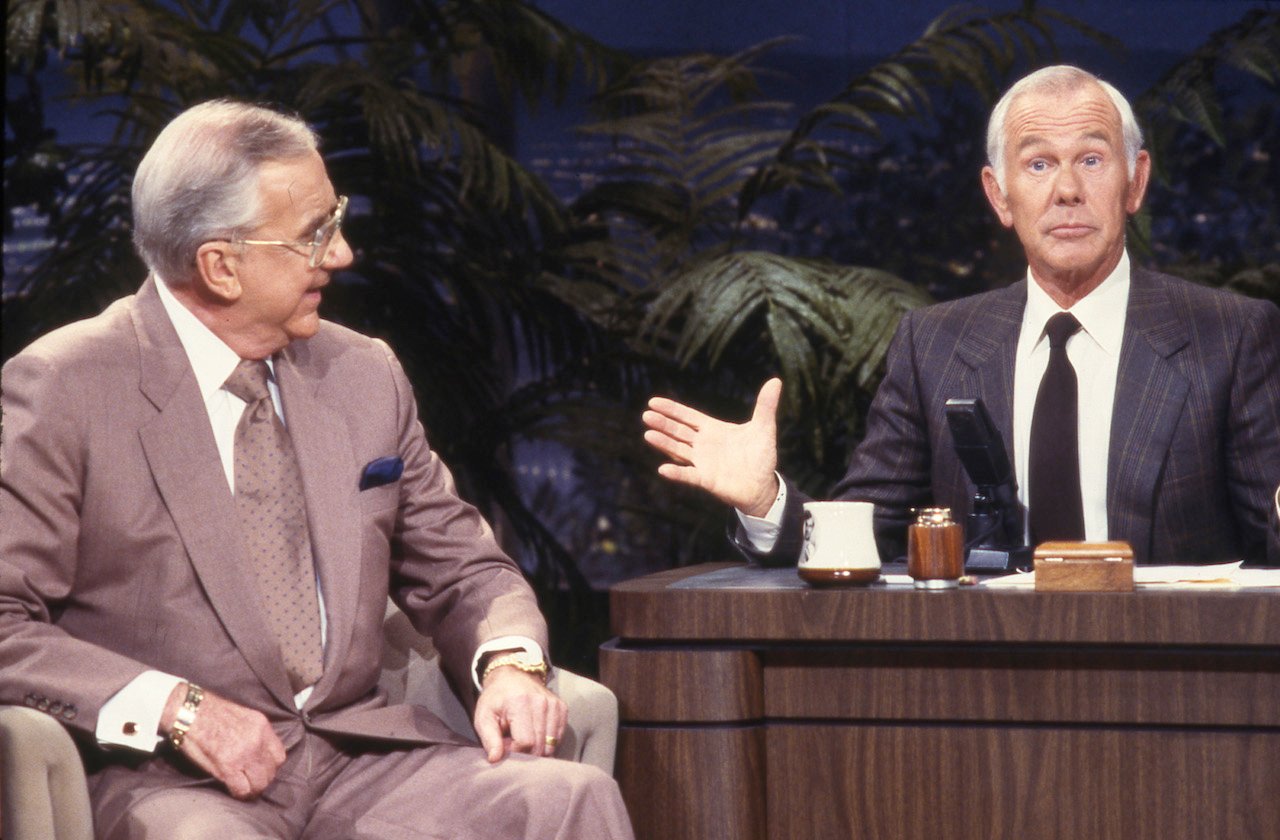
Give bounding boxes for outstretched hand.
[642,378,782,517]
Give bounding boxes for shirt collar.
[153,274,269,400]
[1024,251,1130,356]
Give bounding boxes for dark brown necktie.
[224,359,323,692]
[1029,312,1085,544]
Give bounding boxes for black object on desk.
[944,397,1033,573]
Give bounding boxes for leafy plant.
[3,0,627,625]
[8,2,1277,673]
[548,7,1104,502]
[1129,9,1280,304]
[744,3,1120,211]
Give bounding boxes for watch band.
[481,652,549,684]
[168,682,204,750]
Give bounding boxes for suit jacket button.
[49,701,64,714]
[36,698,50,711]
[24,693,38,707]
[63,706,77,720]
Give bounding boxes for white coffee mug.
[798,501,881,585]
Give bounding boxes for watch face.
[516,655,548,674]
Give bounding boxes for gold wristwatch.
[168,682,204,750]
[481,650,549,684]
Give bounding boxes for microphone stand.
[964,483,1033,573]
[943,397,1032,574]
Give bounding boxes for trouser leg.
[304,741,635,840]
[92,732,634,840]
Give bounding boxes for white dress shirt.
[98,276,539,750]
[739,254,1132,550]
[1013,255,1128,542]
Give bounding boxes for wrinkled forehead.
[1002,83,1124,151]
[255,152,337,230]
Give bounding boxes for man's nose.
[322,230,355,270]
[1053,166,1084,205]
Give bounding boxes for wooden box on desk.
[1034,541,1135,592]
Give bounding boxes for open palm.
[642,378,782,516]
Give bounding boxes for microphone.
[944,398,1032,573]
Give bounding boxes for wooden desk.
[600,562,1280,840]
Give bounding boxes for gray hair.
[986,65,1143,193]
[131,99,319,285]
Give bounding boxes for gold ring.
[545,735,559,748]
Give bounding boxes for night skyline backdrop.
[534,0,1268,85]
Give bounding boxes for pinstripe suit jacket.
[743,269,1280,566]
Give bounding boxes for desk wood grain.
[767,724,1280,840]
[604,563,1280,840]
[611,563,1280,646]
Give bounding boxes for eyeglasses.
[233,195,348,268]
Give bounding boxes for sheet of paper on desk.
[979,562,1280,588]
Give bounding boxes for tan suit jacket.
[0,277,545,758]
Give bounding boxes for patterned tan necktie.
[224,359,323,692]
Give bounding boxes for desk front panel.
[767,723,1279,840]
[763,646,1280,727]
[603,564,1280,840]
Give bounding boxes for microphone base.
[965,545,1034,574]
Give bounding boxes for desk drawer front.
[763,647,1280,727]
[767,723,1280,840]
[600,642,762,722]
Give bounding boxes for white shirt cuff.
[736,472,787,552]
[96,670,184,752]
[471,636,546,691]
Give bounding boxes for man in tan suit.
[0,100,633,839]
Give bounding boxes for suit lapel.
[132,279,295,706]
[954,282,1026,448]
[274,343,362,708]
[1108,270,1190,554]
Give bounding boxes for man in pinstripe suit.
[642,65,1280,567]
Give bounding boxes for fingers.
[643,429,693,466]
[656,462,700,486]
[473,706,507,764]
[177,691,285,799]
[502,686,563,757]
[475,670,567,761]
[752,378,783,428]
[642,408,697,447]
[505,693,546,757]
[223,774,252,800]
[646,396,709,430]
[548,695,568,755]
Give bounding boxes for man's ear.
[1126,150,1152,215]
[981,166,1014,228]
[194,241,243,303]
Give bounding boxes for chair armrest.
[546,667,619,775]
[380,601,619,775]
[0,705,94,840]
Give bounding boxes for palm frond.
[742,3,1115,211]
[570,41,820,287]
[641,252,931,411]
[1135,10,1280,166]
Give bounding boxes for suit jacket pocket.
[359,483,400,514]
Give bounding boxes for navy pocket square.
[360,456,404,490]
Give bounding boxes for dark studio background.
[6,0,1279,673]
